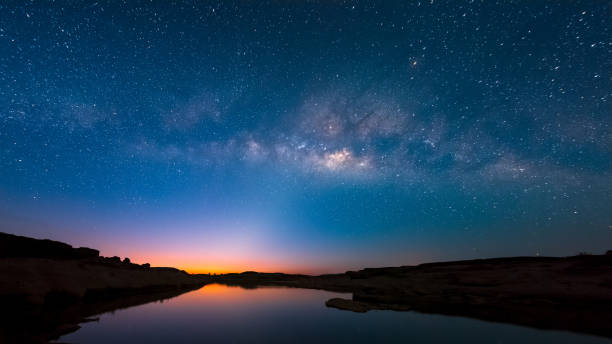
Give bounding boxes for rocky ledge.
[0,232,209,342]
[0,232,207,304]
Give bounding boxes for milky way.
[0,1,610,273]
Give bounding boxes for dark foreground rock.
[0,232,100,260]
[325,298,374,312]
[0,232,209,343]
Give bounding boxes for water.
[58,284,609,344]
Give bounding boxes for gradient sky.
[0,1,610,274]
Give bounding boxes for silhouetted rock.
[75,247,99,259]
[325,298,372,312]
[0,232,209,305]
[0,232,98,260]
[108,256,121,263]
[0,232,214,343]
[154,267,188,274]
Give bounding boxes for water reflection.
[58,284,608,344]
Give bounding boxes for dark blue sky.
[1,1,610,273]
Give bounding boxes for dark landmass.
[2,232,612,341]
[2,284,203,343]
[0,232,209,343]
[209,254,612,338]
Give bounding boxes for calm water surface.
[58,284,608,343]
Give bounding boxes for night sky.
[1,1,610,273]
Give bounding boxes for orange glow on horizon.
[95,238,423,275]
[180,263,322,275]
[108,250,336,275]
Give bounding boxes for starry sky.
[1,1,610,273]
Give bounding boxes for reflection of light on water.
[173,283,344,307]
[59,284,610,344]
[198,283,237,293]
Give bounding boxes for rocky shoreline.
[208,254,612,338]
[2,284,204,343]
[0,232,209,342]
[2,232,611,341]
